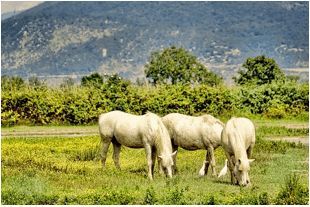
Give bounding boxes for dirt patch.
[283,124,309,129]
[1,129,98,137]
[266,136,309,146]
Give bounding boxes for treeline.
[1,75,308,126]
[1,48,309,126]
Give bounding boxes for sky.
[1,1,43,14]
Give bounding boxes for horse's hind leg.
[208,146,217,176]
[204,146,216,176]
[199,150,209,176]
[100,140,111,168]
[112,141,121,170]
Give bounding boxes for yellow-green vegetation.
[2,122,309,205]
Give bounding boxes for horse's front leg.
[172,144,178,174]
[247,143,254,159]
[225,152,236,185]
[151,147,156,176]
[158,158,164,175]
[144,144,154,180]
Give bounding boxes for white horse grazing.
[98,111,176,180]
[162,113,224,176]
[220,117,255,186]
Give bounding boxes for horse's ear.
[248,159,255,163]
[171,151,177,157]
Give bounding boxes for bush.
[275,174,309,205]
[1,77,308,126]
[229,192,270,205]
[144,187,157,204]
[164,186,186,205]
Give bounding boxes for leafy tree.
[81,73,103,87]
[233,55,286,85]
[144,46,222,86]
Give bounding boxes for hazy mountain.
[1,11,21,20]
[1,1,309,84]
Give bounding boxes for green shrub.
[144,186,157,204]
[255,138,304,154]
[73,145,100,161]
[263,100,288,119]
[1,76,308,126]
[229,192,270,205]
[275,174,309,205]
[164,186,186,205]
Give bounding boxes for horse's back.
[221,117,255,153]
[99,111,166,148]
[162,113,201,137]
[162,113,222,149]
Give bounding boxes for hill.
[1,1,309,84]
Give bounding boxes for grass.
[1,122,309,205]
[257,126,308,137]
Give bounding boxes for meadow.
[1,119,309,205]
[1,75,309,204]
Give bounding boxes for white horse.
[98,111,176,180]
[220,117,255,186]
[162,113,224,176]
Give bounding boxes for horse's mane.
[144,112,172,154]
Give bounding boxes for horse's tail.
[98,112,115,142]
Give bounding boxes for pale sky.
[1,1,43,14]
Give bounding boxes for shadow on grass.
[213,179,233,185]
[129,167,147,175]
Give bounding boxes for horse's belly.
[121,140,144,148]
[114,131,144,148]
[114,134,144,148]
[175,137,204,150]
[180,143,204,150]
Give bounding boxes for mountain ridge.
[1,1,309,84]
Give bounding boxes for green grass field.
[1,119,309,204]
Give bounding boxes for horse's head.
[158,151,177,178]
[233,158,254,186]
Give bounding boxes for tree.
[81,73,103,87]
[144,46,222,86]
[233,55,286,85]
[103,73,131,90]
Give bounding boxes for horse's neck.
[231,132,248,160]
